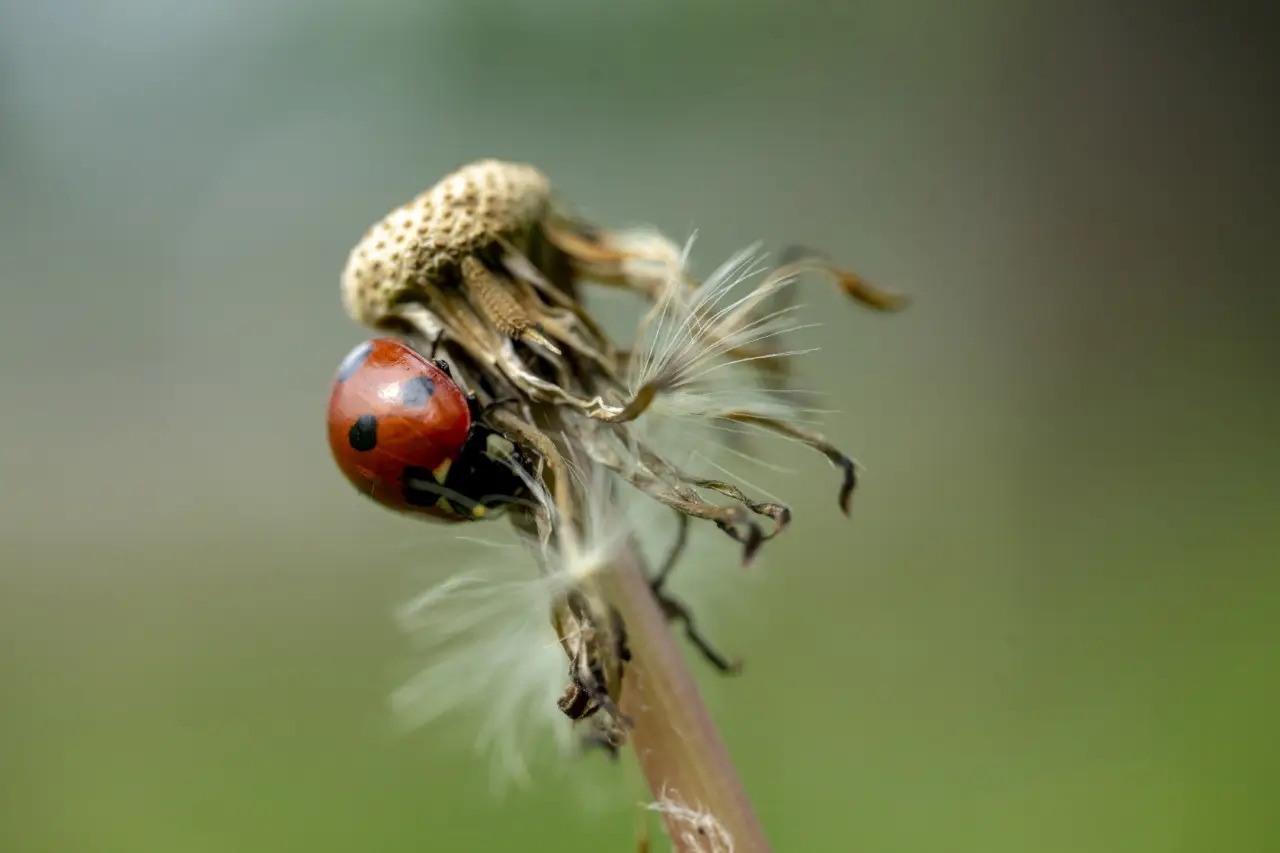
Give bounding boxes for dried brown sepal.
[628,442,791,542]
[489,341,661,425]
[778,245,910,312]
[551,586,634,749]
[406,280,506,370]
[497,239,619,356]
[578,430,768,565]
[686,478,791,537]
[541,214,643,266]
[460,256,561,354]
[721,411,859,515]
[500,270,616,373]
[543,213,692,302]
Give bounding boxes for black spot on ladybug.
[348,414,378,451]
[336,341,374,382]
[399,375,436,408]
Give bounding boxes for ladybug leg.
[650,513,744,676]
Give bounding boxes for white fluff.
[388,454,646,790]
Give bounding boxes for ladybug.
[326,337,530,522]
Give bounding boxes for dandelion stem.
[600,547,772,853]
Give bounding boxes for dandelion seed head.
[622,240,833,489]
[335,160,901,827]
[628,241,814,415]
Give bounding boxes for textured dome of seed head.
[341,159,552,327]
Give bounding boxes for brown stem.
[600,548,772,853]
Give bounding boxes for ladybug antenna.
[428,329,447,359]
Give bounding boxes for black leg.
[657,593,743,675]
[649,512,744,675]
[650,512,689,592]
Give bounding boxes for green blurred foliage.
[1,2,1276,851]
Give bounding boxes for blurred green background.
[2,2,1276,851]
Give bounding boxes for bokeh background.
[2,2,1276,851]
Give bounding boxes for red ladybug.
[327,338,529,521]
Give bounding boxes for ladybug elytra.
[326,338,529,521]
